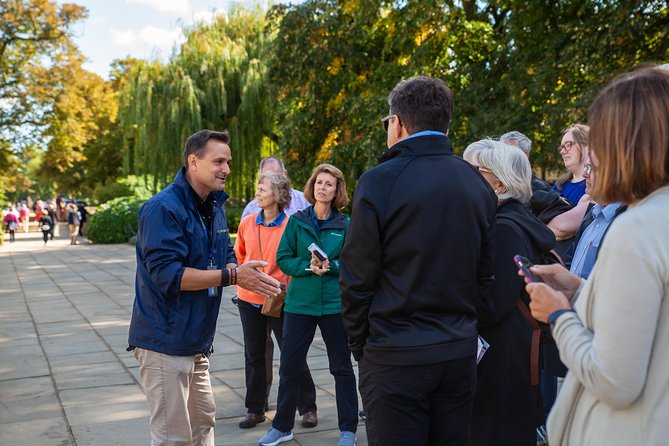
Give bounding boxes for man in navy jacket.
[340,76,497,446]
[128,129,281,446]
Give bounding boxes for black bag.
[530,190,573,224]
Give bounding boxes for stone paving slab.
[0,230,368,446]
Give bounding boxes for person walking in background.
[339,76,496,446]
[19,203,29,232]
[463,140,555,446]
[240,156,312,414]
[66,204,81,245]
[259,164,358,446]
[4,206,19,242]
[77,203,88,237]
[47,203,56,240]
[128,129,282,446]
[39,212,53,246]
[524,67,669,445]
[235,172,317,430]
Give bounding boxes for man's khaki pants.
[134,348,216,446]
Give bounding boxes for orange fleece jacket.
[234,213,291,305]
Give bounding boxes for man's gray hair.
[500,131,532,156]
[259,157,286,174]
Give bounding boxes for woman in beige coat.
[523,67,669,445]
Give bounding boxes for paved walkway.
[0,230,367,446]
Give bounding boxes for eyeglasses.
[583,163,597,176]
[477,166,494,174]
[381,114,400,132]
[557,141,577,153]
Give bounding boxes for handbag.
[256,224,286,318]
[42,223,51,231]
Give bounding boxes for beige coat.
[548,186,669,445]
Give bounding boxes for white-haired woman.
[464,140,556,446]
[235,172,317,430]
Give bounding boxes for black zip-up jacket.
[339,134,497,365]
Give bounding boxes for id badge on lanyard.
[207,258,218,297]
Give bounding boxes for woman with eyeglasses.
[523,67,669,445]
[464,140,556,446]
[553,125,588,206]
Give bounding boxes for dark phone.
[308,243,328,262]
[513,255,542,283]
[279,283,287,292]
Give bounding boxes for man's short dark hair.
[388,76,454,134]
[183,129,230,169]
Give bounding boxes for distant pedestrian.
[19,204,29,232]
[66,204,81,245]
[39,213,53,245]
[4,207,19,243]
[47,204,57,240]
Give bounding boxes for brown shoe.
[238,413,266,429]
[301,411,318,428]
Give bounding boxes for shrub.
[225,204,245,234]
[87,196,146,244]
[93,175,154,205]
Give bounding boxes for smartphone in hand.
[513,255,542,283]
[308,243,328,262]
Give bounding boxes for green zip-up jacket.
[277,207,349,316]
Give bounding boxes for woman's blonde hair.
[257,172,292,212]
[589,68,669,204]
[304,163,349,210]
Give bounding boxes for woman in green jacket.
[259,164,358,446]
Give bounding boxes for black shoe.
[359,410,366,421]
[239,413,266,429]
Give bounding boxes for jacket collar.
[293,206,348,231]
[173,167,229,208]
[378,133,454,164]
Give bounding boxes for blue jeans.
[273,312,358,433]
[237,300,316,415]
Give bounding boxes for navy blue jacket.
[340,134,497,366]
[128,168,236,356]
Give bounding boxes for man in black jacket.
[339,76,497,446]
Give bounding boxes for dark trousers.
[238,300,316,415]
[42,230,49,244]
[273,312,358,433]
[359,355,476,446]
[9,229,15,242]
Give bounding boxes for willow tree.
[118,5,275,200]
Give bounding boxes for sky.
[56,0,280,79]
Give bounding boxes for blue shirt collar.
[401,130,447,142]
[592,202,623,222]
[255,209,287,227]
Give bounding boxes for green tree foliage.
[118,6,275,200]
[0,0,87,201]
[268,0,669,187]
[37,47,119,194]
